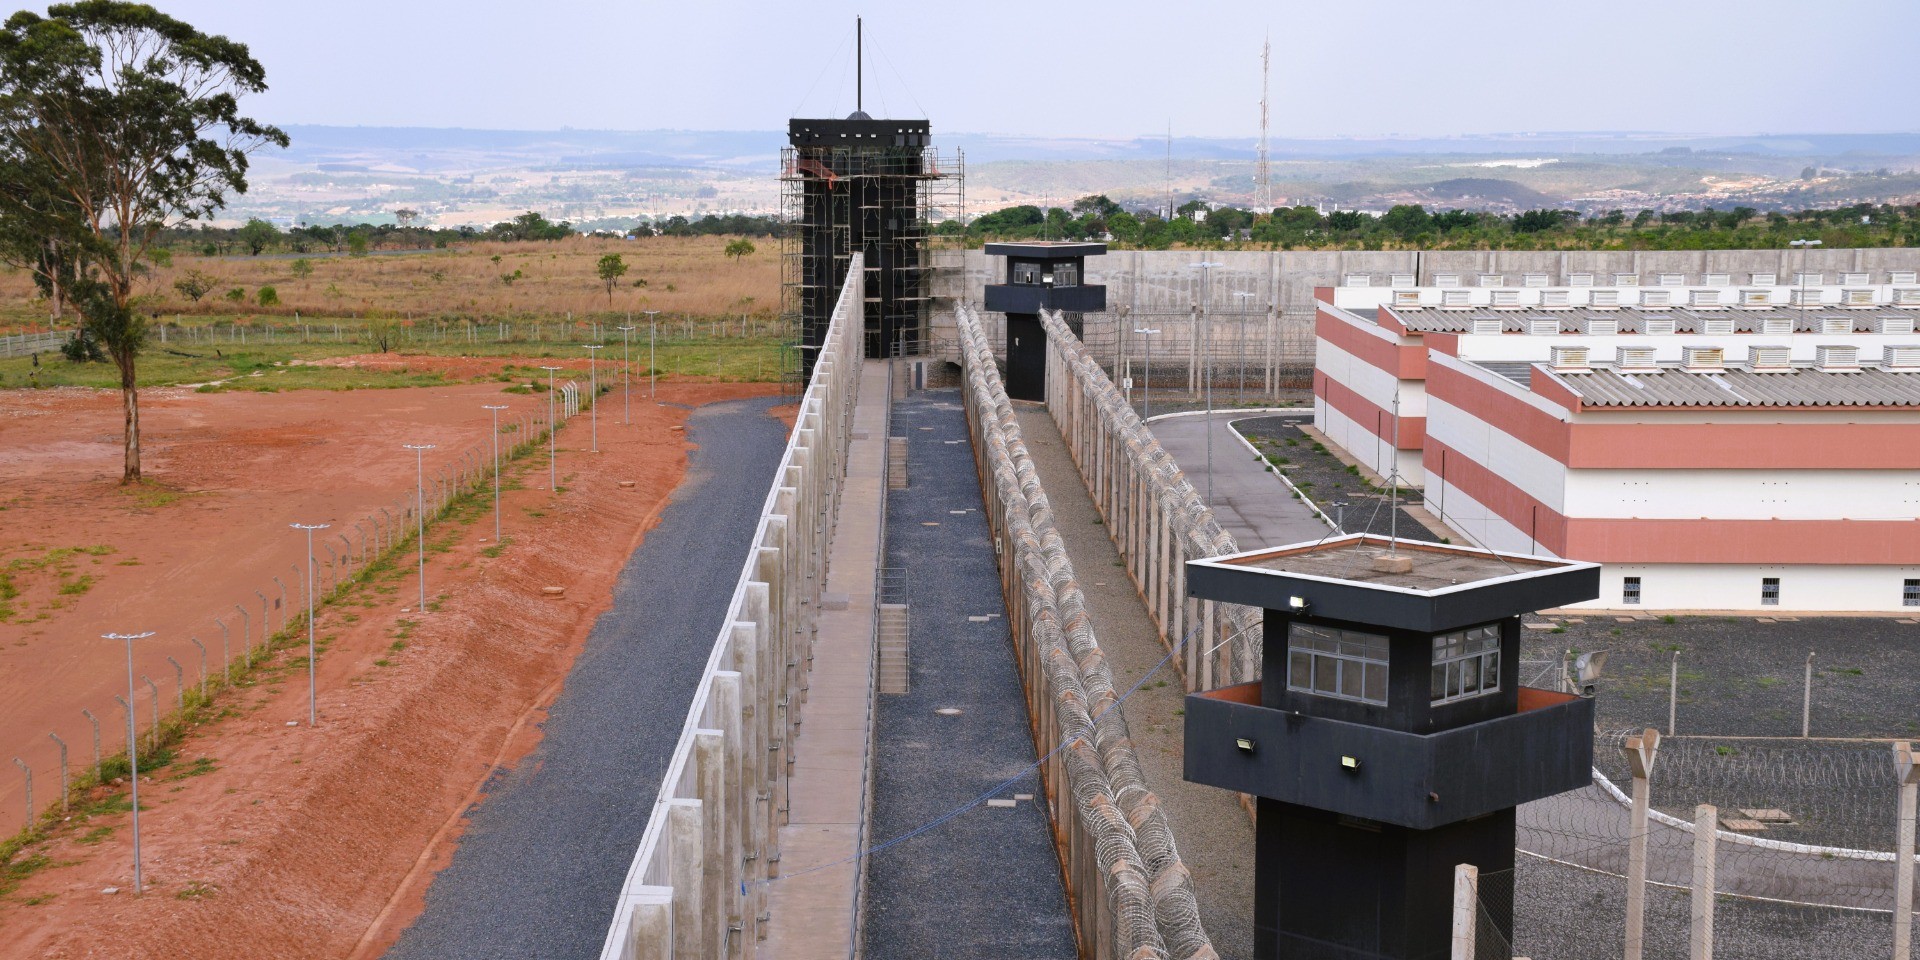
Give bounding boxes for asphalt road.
[385,395,788,960]
[1145,410,1330,550]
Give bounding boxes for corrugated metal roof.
[1524,362,1920,407]
[1388,305,1914,335]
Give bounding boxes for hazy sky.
[112,0,1920,139]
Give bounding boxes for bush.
[256,286,279,307]
[223,287,246,302]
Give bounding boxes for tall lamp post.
[617,324,637,425]
[1233,290,1258,404]
[583,344,603,452]
[289,523,329,725]
[483,404,508,542]
[540,366,562,490]
[103,630,155,893]
[1191,261,1225,503]
[1790,238,1822,329]
[402,444,435,612]
[643,310,660,399]
[1134,327,1160,420]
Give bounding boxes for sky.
[106,0,1920,140]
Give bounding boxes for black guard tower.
[982,241,1106,401]
[1182,535,1600,960]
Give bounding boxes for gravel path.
[1017,404,1258,960]
[385,396,788,960]
[863,390,1075,959]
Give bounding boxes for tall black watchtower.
[1182,535,1600,960]
[781,21,958,379]
[982,241,1106,401]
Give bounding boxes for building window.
[1053,263,1079,287]
[1012,262,1041,285]
[1287,623,1389,706]
[1905,579,1919,607]
[1762,577,1781,606]
[1431,624,1501,704]
[1623,576,1642,605]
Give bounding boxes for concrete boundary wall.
[956,302,1217,960]
[1039,309,1264,696]
[596,256,865,960]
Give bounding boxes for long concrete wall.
[596,256,865,960]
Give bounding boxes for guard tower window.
[1622,576,1642,605]
[1287,623,1388,706]
[1905,579,1920,607]
[1761,577,1781,606]
[1430,623,1501,704]
[1052,263,1079,287]
[1011,262,1042,285]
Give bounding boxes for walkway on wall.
[1145,410,1329,550]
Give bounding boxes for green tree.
[347,230,369,256]
[172,269,214,301]
[0,2,285,481]
[723,238,756,262]
[256,285,277,306]
[238,217,277,256]
[289,257,313,281]
[595,252,628,305]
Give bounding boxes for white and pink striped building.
[1313,271,1920,612]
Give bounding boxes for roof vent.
[1702,316,1735,335]
[1657,273,1686,286]
[1392,290,1422,309]
[1614,273,1641,286]
[1690,289,1724,308]
[1644,317,1677,335]
[1843,287,1875,307]
[1704,272,1730,286]
[1894,288,1920,307]
[1791,288,1824,306]
[1748,345,1792,372]
[1751,272,1777,286]
[1739,288,1771,308]
[1589,289,1620,309]
[1841,271,1869,285]
[1530,318,1561,336]
[1816,343,1861,372]
[1523,273,1549,287]
[1433,273,1461,288]
[1441,289,1473,309]
[1617,346,1658,370]
[1885,345,1920,370]
[1822,316,1853,335]
[1568,272,1594,287]
[1762,315,1793,336]
[1490,289,1521,308]
[1344,273,1371,287]
[1641,290,1673,309]
[1471,317,1504,335]
[1390,273,1415,288]
[1793,271,1822,286]
[1540,289,1571,308]
[1877,315,1916,335]
[1479,274,1505,287]
[1892,271,1918,285]
[1681,346,1725,371]
[1550,345,1590,371]
[1583,317,1618,336]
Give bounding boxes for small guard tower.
[1182,535,1599,960]
[982,241,1106,401]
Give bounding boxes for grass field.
[0,235,779,335]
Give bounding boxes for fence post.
[48,733,67,812]
[166,655,185,710]
[1624,727,1661,960]
[1896,741,1918,960]
[668,798,706,959]
[1802,651,1815,738]
[81,708,100,778]
[1669,650,1679,735]
[189,637,207,696]
[1450,862,1478,960]
[143,675,161,747]
[12,758,29,830]
[1691,803,1716,960]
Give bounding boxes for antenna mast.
[856,16,863,114]
[1165,121,1173,220]
[1257,34,1272,211]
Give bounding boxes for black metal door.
[1005,314,1045,401]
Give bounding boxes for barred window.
[1623,576,1642,605]
[1431,623,1501,704]
[1287,623,1389,706]
[1762,577,1780,606]
[1905,579,1920,607]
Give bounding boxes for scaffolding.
[781,143,963,380]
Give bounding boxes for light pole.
[483,404,508,542]
[1790,238,1822,329]
[617,324,636,425]
[403,444,435,612]
[583,344,603,452]
[1191,261,1225,503]
[644,310,660,399]
[103,630,155,894]
[1233,291,1258,405]
[540,366,562,490]
[1134,328,1160,420]
[289,523,329,726]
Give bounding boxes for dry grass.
[0,235,779,334]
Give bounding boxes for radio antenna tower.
[1257,33,1273,212]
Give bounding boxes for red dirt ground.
[0,379,782,958]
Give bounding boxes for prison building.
[1311,274,1920,611]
